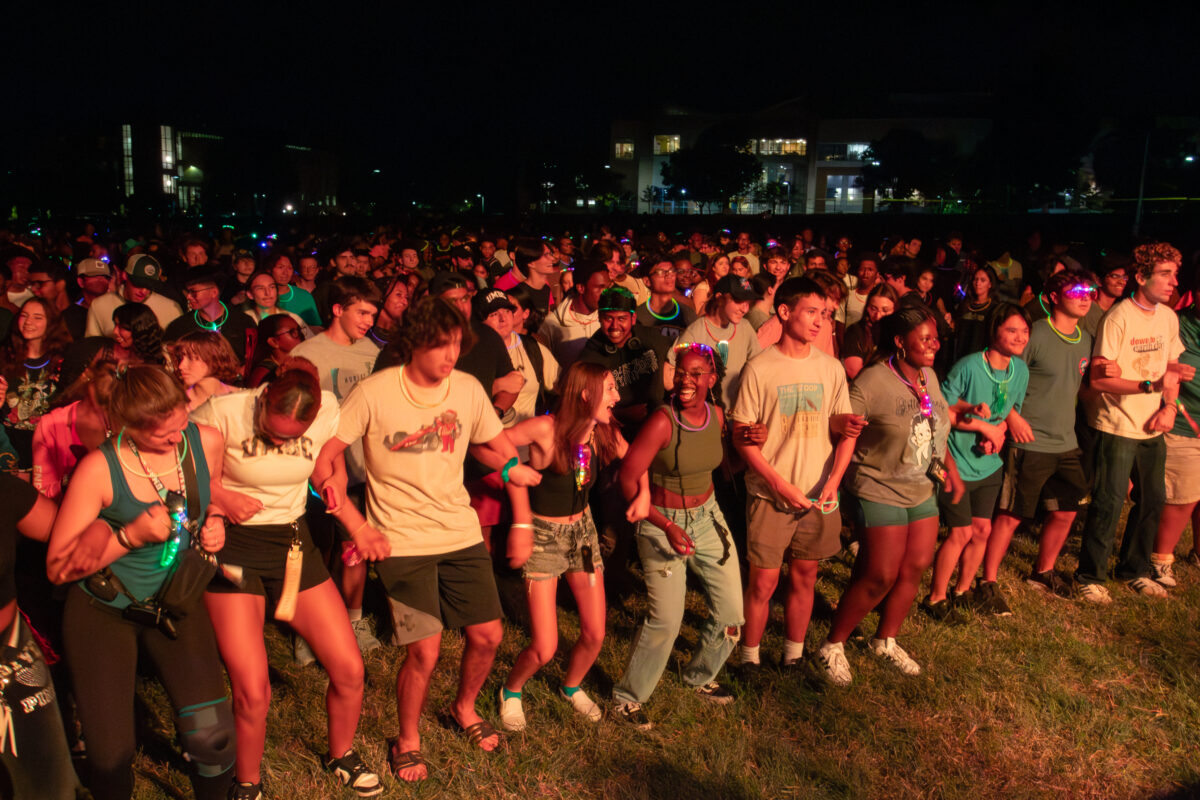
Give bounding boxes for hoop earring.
[898,344,907,360]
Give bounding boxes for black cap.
[472,289,515,320]
[714,274,760,302]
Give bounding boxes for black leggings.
[62,586,235,800]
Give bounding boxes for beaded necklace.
[126,436,189,567]
[887,356,935,421]
[574,430,595,490]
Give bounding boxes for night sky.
[12,3,1200,208]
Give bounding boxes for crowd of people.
[0,220,1196,799]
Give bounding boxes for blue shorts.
[853,494,939,528]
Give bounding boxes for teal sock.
[560,685,581,697]
[502,687,522,700]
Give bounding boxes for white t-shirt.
[336,367,504,556]
[1088,298,1184,440]
[842,279,866,326]
[291,334,380,481]
[192,387,340,524]
[731,346,851,501]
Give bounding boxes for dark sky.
[13,3,1200,205]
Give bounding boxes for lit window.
[614,141,634,160]
[757,138,807,156]
[653,135,680,155]
[160,125,175,170]
[121,124,134,197]
[846,143,870,160]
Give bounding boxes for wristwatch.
[1139,380,1153,394]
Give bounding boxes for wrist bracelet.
[352,521,370,537]
[501,457,519,483]
[114,526,136,549]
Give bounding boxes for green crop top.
[649,403,723,496]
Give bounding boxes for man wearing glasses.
[636,252,695,341]
[165,263,257,365]
[982,269,1098,601]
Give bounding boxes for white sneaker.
[815,640,853,687]
[1150,559,1177,588]
[352,617,382,653]
[1127,576,1168,598]
[498,687,526,732]
[869,637,922,676]
[559,687,602,723]
[1077,583,1113,605]
[294,634,316,667]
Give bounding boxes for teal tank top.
[86,422,211,608]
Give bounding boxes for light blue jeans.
[613,495,744,705]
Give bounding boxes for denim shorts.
[523,508,604,580]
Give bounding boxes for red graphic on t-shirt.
[386,411,462,453]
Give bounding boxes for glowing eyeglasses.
[1063,283,1098,300]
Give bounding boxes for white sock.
[348,608,363,622]
[782,639,805,665]
[739,644,760,665]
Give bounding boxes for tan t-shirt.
[336,367,504,556]
[192,387,339,524]
[731,346,851,501]
[1088,299,1184,440]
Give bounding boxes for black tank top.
[527,442,595,517]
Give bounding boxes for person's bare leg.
[451,619,503,751]
[393,633,441,781]
[874,518,938,639]
[929,526,970,603]
[827,526,907,644]
[1034,511,1077,573]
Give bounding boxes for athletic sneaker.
[498,687,526,732]
[559,687,602,723]
[351,617,382,653]
[973,581,1013,617]
[1025,569,1074,600]
[228,782,263,800]
[694,681,735,705]
[869,637,922,676]
[325,749,382,797]
[1150,559,1177,588]
[1077,583,1113,604]
[920,596,963,624]
[1127,576,1168,598]
[294,634,316,667]
[611,701,653,730]
[815,640,853,687]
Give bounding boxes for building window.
[160,125,175,170]
[614,140,634,160]
[757,138,807,156]
[121,124,134,197]
[846,142,870,160]
[653,135,680,155]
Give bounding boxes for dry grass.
[123,520,1200,800]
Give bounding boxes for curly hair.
[384,295,476,367]
[171,331,242,384]
[112,302,166,366]
[1131,242,1182,280]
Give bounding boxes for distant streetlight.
[1186,155,1196,163]
[782,180,791,213]
[476,193,485,215]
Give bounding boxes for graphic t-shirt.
[941,351,1030,481]
[192,387,339,524]
[845,360,951,507]
[1016,317,1092,453]
[292,334,380,482]
[1088,299,1184,440]
[336,368,504,556]
[731,346,851,503]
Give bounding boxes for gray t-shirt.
[845,360,951,508]
[674,315,763,409]
[1015,317,1092,453]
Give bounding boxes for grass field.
[123,520,1200,800]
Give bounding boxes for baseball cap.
[714,274,760,302]
[427,271,471,297]
[125,254,165,289]
[472,289,515,320]
[76,258,112,278]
